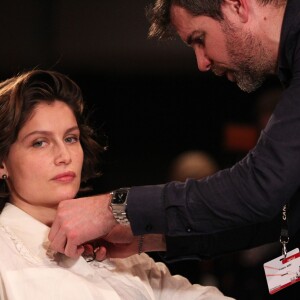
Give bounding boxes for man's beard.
[214,20,276,93]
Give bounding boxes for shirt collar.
[0,203,116,271]
[0,203,50,259]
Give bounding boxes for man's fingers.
[95,246,107,261]
[62,230,85,258]
[65,243,84,258]
[48,218,60,242]
[48,225,69,254]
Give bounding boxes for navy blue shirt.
[127,0,300,260]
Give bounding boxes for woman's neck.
[10,199,57,226]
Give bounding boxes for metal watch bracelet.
[110,188,130,225]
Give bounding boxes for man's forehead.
[170,5,214,43]
[170,5,195,39]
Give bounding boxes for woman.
[0,69,234,300]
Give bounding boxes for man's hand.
[49,193,117,258]
[94,225,166,261]
[94,224,137,260]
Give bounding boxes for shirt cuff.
[126,184,167,235]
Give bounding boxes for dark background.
[0,0,258,191]
[2,1,297,299]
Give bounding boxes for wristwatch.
[110,187,130,225]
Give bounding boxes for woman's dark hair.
[0,69,105,210]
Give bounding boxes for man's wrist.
[110,187,131,225]
[142,234,166,252]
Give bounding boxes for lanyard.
[280,204,289,258]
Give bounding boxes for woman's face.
[1,100,83,224]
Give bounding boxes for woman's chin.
[56,191,78,202]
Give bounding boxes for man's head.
[147,0,286,92]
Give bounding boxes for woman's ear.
[222,0,249,23]
[0,162,8,179]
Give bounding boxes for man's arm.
[48,192,167,258]
[125,79,300,258]
[94,231,166,260]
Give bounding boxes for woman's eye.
[32,140,46,148]
[65,136,79,144]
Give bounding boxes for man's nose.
[195,48,211,72]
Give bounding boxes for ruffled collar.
[0,203,115,271]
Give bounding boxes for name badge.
[263,248,300,294]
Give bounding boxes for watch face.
[112,191,127,204]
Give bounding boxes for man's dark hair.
[146,0,286,39]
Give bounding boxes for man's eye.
[195,36,205,45]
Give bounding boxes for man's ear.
[222,0,249,23]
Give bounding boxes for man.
[49,0,300,262]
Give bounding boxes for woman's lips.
[52,171,76,183]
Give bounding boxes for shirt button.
[186,227,192,233]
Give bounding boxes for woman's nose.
[54,144,72,165]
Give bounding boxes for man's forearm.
[142,234,166,252]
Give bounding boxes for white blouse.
[0,203,234,300]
